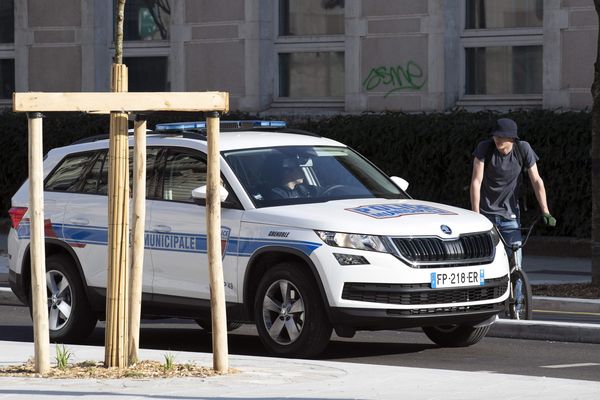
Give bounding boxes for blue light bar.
[155,120,287,132]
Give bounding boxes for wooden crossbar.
[13,92,229,113]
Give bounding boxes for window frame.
[272,1,346,106]
[458,0,544,107]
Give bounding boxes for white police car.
[8,120,509,357]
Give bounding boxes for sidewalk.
[0,341,599,400]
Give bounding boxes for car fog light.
[333,253,369,266]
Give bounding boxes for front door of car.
[148,148,242,303]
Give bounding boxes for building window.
[123,56,169,91]
[279,0,344,36]
[465,46,542,95]
[466,0,543,29]
[117,0,170,41]
[0,59,14,99]
[461,0,543,103]
[275,0,345,102]
[0,0,13,44]
[279,52,344,98]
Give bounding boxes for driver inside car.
[270,158,314,199]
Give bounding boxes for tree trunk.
[114,0,126,64]
[592,0,600,286]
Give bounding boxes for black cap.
[491,118,518,139]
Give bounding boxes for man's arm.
[527,163,550,214]
[470,158,484,213]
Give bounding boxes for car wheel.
[422,324,490,347]
[30,254,97,342]
[254,262,332,358]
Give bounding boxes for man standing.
[470,118,556,261]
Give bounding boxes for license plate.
[430,268,485,289]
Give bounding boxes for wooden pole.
[28,112,50,374]
[105,63,130,368]
[128,116,146,364]
[206,112,228,373]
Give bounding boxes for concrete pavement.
[0,341,599,400]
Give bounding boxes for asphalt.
[0,234,599,399]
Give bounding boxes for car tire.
[422,324,490,347]
[254,262,332,358]
[30,254,97,343]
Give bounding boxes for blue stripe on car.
[17,223,321,256]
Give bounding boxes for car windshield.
[223,146,408,207]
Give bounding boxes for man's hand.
[542,213,556,227]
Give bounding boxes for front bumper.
[330,300,505,331]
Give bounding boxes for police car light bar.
[155,120,287,132]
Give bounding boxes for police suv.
[8,120,510,357]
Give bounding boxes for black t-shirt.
[473,139,538,219]
[271,184,311,199]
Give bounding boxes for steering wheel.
[320,184,351,197]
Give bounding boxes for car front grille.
[391,232,494,264]
[341,275,508,306]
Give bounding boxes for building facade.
[0,0,597,114]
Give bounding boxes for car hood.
[242,198,493,238]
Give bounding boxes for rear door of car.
[62,148,159,293]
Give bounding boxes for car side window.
[82,152,106,194]
[44,147,163,196]
[45,152,97,192]
[162,150,207,202]
[84,148,161,196]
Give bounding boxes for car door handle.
[152,225,172,233]
[69,217,89,226]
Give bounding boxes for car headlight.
[316,231,389,252]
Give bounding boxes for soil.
[0,360,233,379]
[531,283,600,299]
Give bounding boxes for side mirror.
[390,176,409,192]
[192,185,229,203]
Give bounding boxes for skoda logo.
[440,225,452,235]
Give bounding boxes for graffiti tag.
[363,61,427,97]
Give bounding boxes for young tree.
[593,0,600,286]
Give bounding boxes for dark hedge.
[0,109,591,238]
[299,110,591,238]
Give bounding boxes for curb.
[489,319,600,344]
[533,296,600,314]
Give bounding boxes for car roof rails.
[70,128,138,145]
[71,134,111,145]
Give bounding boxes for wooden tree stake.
[128,117,146,363]
[206,112,228,373]
[28,112,50,374]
